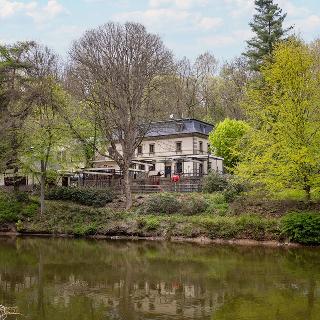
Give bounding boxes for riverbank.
[0,231,303,247]
[1,191,319,245]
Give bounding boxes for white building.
[92,118,223,177]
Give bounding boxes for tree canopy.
[209,118,250,170]
[237,39,320,200]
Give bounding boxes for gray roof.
[145,118,213,137]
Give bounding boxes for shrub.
[202,171,228,193]
[46,187,113,207]
[281,212,320,245]
[141,193,181,215]
[144,216,161,230]
[22,202,39,217]
[73,223,97,236]
[180,194,208,215]
[0,192,21,222]
[223,180,247,203]
[14,191,30,203]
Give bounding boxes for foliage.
[0,191,38,222]
[198,214,280,240]
[0,42,36,173]
[204,193,229,215]
[180,194,209,215]
[73,223,97,237]
[46,186,113,207]
[237,39,320,201]
[244,0,292,70]
[281,212,320,245]
[141,193,181,215]
[202,171,228,193]
[138,193,231,216]
[223,179,248,203]
[209,118,250,169]
[22,202,39,217]
[14,191,30,203]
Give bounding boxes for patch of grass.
[204,193,229,216]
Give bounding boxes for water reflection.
[0,237,319,320]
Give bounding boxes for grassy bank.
[16,200,281,240]
[1,190,319,245]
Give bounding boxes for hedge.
[46,186,113,207]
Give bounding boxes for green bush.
[202,171,228,193]
[223,180,247,203]
[22,202,39,217]
[0,192,21,222]
[141,193,181,215]
[281,212,320,245]
[73,223,97,236]
[144,216,161,231]
[14,191,30,203]
[46,187,113,207]
[140,192,231,216]
[180,194,208,215]
[0,191,38,222]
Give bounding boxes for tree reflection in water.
[0,238,319,320]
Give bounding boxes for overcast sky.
[1,0,320,62]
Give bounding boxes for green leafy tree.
[209,118,250,170]
[237,39,320,201]
[244,0,292,71]
[21,44,69,214]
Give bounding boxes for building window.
[176,141,182,152]
[149,164,156,171]
[149,144,155,154]
[207,143,210,153]
[137,145,143,155]
[199,141,203,153]
[130,163,136,169]
[176,161,183,174]
[139,164,145,171]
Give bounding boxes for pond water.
[0,237,319,320]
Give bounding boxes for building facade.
[92,118,223,177]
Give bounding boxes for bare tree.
[215,56,253,120]
[147,52,218,121]
[69,22,173,208]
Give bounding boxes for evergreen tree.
[244,0,292,71]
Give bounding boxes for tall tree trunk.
[305,186,311,203]
[304,176,311,202]
[40,159,45,215]
[123,165,132,209]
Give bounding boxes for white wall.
[95,134,223,175]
